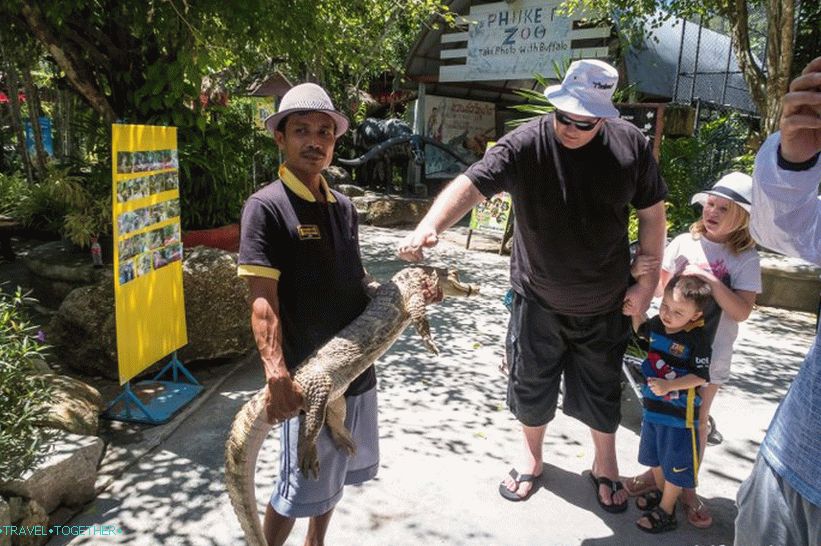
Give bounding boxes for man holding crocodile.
[399,59,667,511]
[237,83,379,546]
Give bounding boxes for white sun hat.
[544,59,620,118]
[691,171,753,212]
[264,83,349,138]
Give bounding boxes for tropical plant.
[659,112,755,235]
[0,171,28,217]
[0,286,52,481]
[13,165,111,247]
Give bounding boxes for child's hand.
[630,254,659,280]
[682,264,718,284]
[647,377,671,396]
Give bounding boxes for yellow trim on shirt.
[237,264,281,280]
[279,165,336,203]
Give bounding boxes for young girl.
[626,171,761,528]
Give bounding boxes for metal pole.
[691,16,704,103]
[673,19,687,102]
[721,35,733,105]
[410,82,427,188]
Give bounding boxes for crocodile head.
[417,266,479,304]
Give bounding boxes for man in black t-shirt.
[238,83,378,546]
[399,60,667,511]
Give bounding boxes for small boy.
[632,274,713,534]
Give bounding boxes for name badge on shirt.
[297,224,321,240]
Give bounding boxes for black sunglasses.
[555,111,600,131]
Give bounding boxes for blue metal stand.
[103,352,203,425]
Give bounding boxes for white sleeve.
[662,235,681,273]
[751,132,821,265]
[731,253,762,293]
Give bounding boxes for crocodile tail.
[225,388,273,546]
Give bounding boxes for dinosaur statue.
[224,265,478,545]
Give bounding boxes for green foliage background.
[1,0,450,232]
[0,288,52,480]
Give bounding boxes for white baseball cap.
[264,83,349,137]
[544,59,620,118]
[691,171,752,212]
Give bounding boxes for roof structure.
[403,1,756,114]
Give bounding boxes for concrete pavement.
[50,225,817,546]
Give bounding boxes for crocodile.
[224,265,478,545]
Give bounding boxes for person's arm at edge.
[246,276,303,423]
[751,134,821,265]
[623,201,666,315]
[397,174,486,262]
[750,56,821,265]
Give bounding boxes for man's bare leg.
[304,508,334,546]
[264,504,296,546]
[501,424,546,497]
[590,429,628,507]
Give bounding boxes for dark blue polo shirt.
[238,167,375,396]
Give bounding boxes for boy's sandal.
[636,506,678,534]
[682,497,713,529]
[498,468,541,502]
[622,473,656,496]
[635,489,663,511]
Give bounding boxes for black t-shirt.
[238,175,375,396]
[465,114,667,315]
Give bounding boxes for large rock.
[12,499,47,546]
[178,246,253,364]
[23,241,111,309]
[0,498,9,546]
[352,195,432,227]
[758,251,821,313]
[35,374,103,436]
[323,165,352,187]
[48,246,253,379]
[0,431,103,514]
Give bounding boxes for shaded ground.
[1,227,815,545]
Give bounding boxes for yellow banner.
[112,124,187,385]
[253,97,276,130]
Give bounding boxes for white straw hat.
[264,83,349,137]
[544,59,620,118]
[691,172,752,212]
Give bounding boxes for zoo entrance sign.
[439,0,608,82]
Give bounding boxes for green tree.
[563,0,799,136]
[1,1,449,228]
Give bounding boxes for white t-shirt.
[662,233,761,383]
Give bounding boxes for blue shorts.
[271,388,379,518]
[638,419,700,488]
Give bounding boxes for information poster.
[469,192,512,237]
[423,95,495,178]
[253,97,276,130]
[112,124,187,384]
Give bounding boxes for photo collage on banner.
[115,148,182,286]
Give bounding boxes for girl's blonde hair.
[689,200,755,254]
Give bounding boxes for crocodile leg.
[298,374,332,479]
[326,396,356,456]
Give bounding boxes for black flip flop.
[498,468,542,502]
[588,472,628,513]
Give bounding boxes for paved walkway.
[48,226,817,545]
